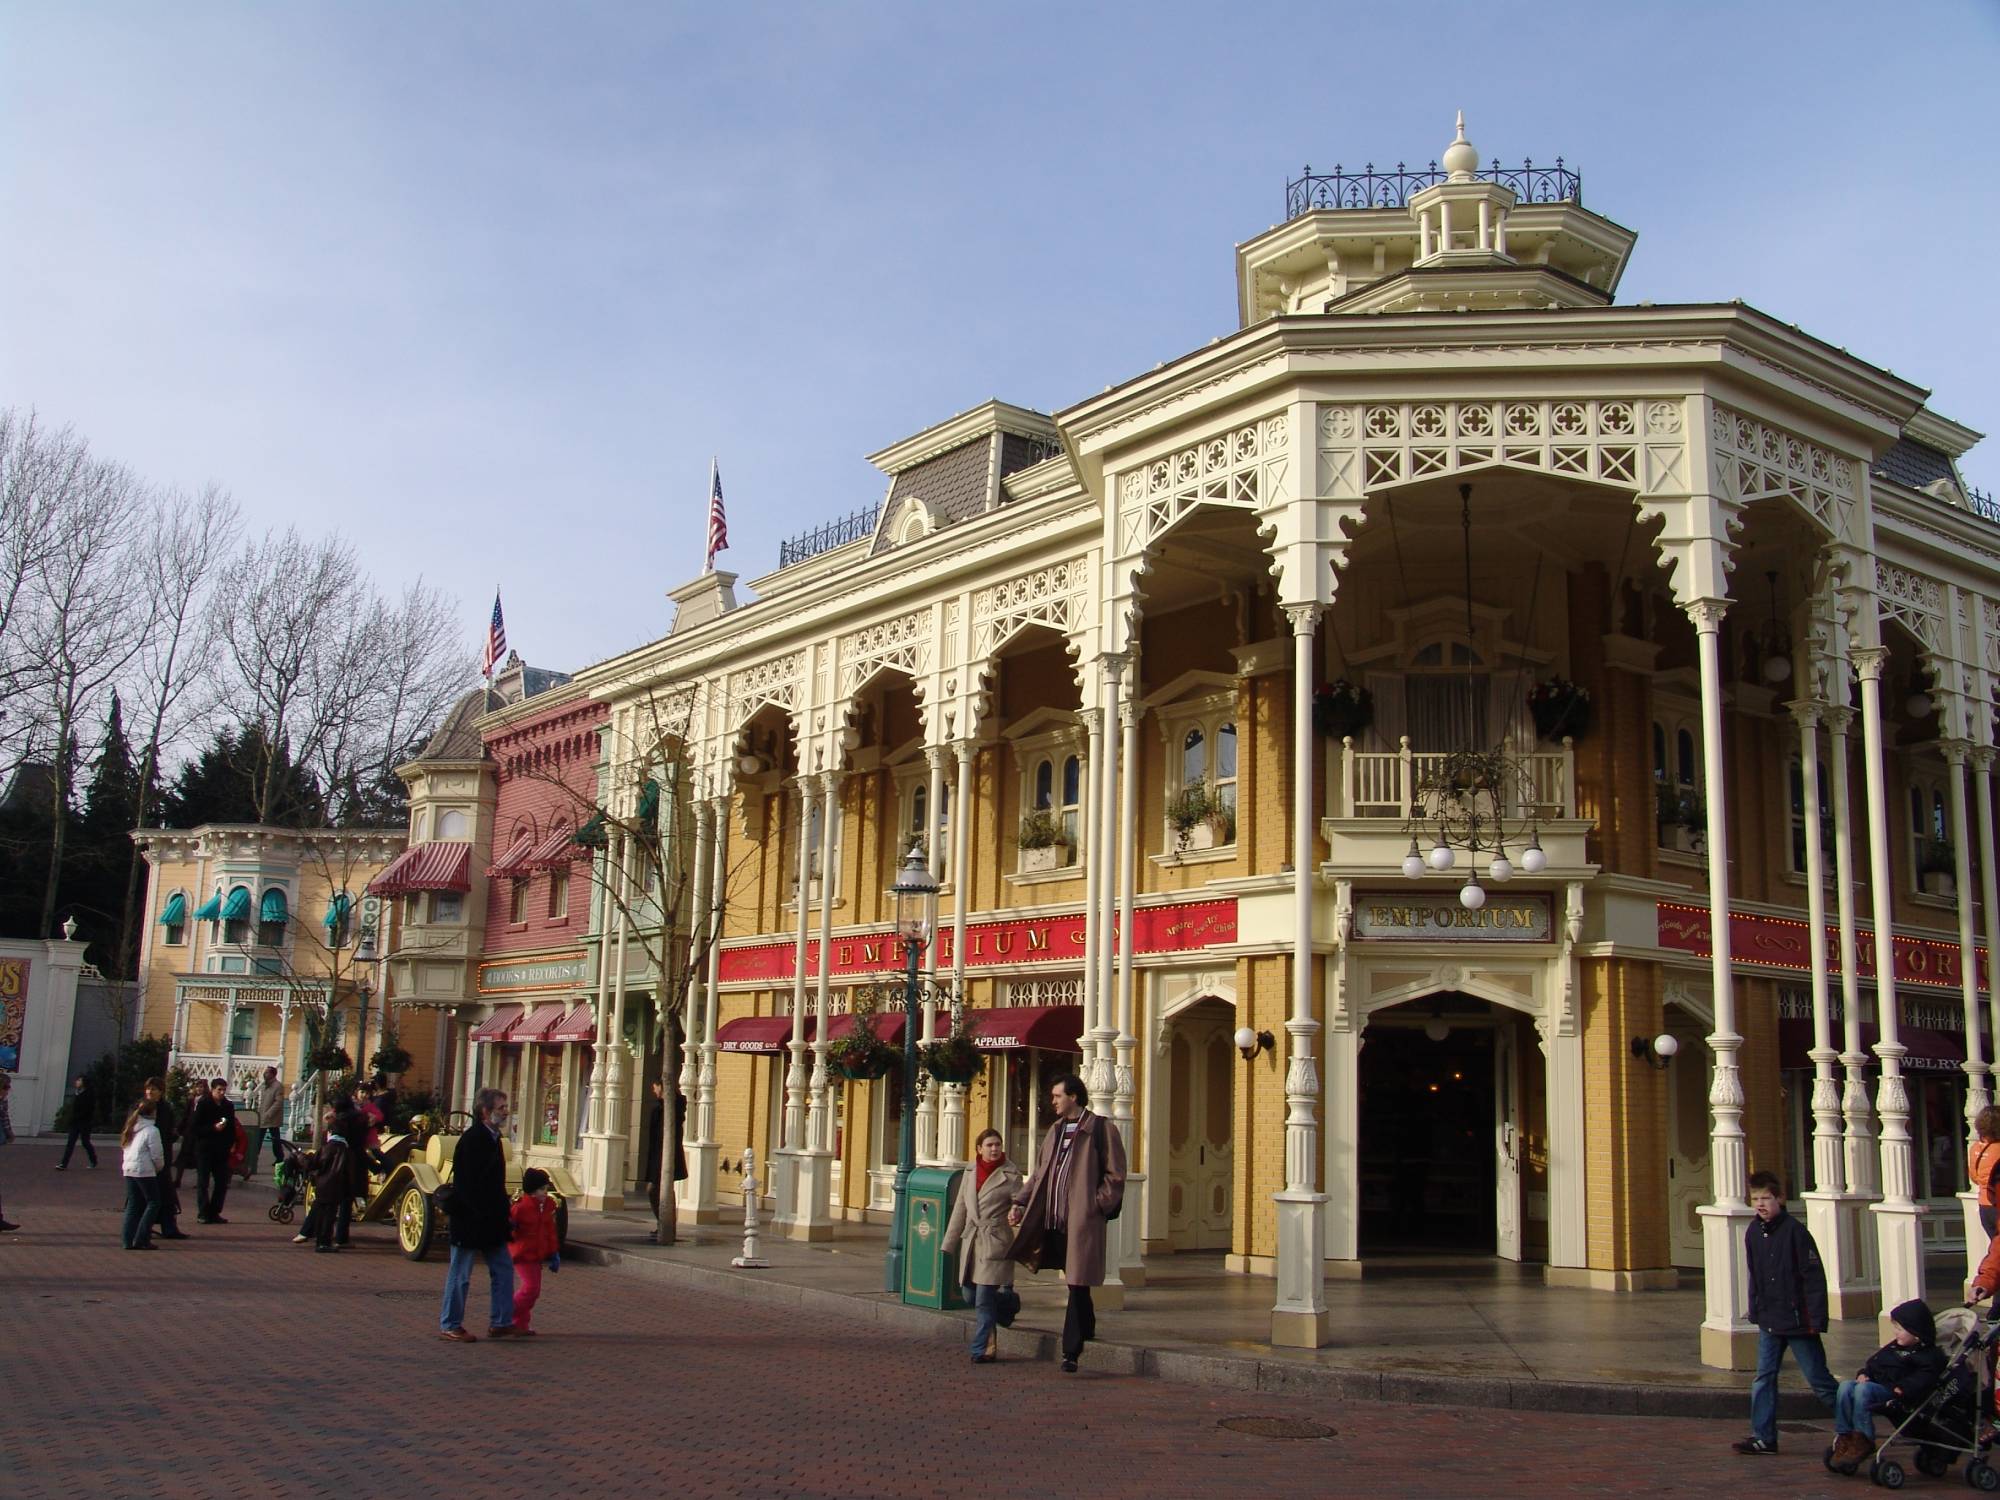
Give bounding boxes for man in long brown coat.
[1006,1072,1126,1372]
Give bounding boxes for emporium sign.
[1656,902,1985,991]
[1353,892,1552,942]
[477,953,587,994]
[716,898,1238,985]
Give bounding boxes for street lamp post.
[884,841,938,1295]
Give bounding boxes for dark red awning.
[546,1005,596,1045]
[966,1004,1085,1052]
[487,830,537,879]
[717,1015,813,1053]
[509,1001,570,1043]
[1777,1017,1984,1076]
[469,1005,523,1044]
[367,841,472,896]
[822,1010,909,1045]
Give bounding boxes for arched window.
[437,809,469,840]
[1182,727,1205,788]
[1214,722,1238,816]
[222,885,253,946]
[1652,723,1667,783]
[159,890,188,946]
[257,888,288,947]
[1676,729,1697,787]
[1034,760,1053,810]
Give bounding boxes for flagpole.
[705,457,717,576]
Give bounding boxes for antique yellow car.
[303,1114,579,1260]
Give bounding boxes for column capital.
[952,737,978,766]
[1941,737,1974,766]
[815,767,845,795]
[923,743,951,773]
[1282,602,1324,635]
[1785,697,1825,730]
[1822,703,1855,735]
[1119,698,1144,730]
[1096,651,1131,680]
[1684,597,1729,633]
[1078,705,1106,736]
[1975,745,1997,773]
[1851,644,1890,680]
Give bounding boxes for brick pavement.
[0,1137,1913,1498]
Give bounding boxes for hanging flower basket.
[1527,677,1592,742]
[1312,679,1374,741]
[919,1032,981,1085]
[306,1044,352,1074]
[828,999,899,1081]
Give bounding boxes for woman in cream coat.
[943,1128,1024,1364]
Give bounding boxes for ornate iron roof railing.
[1970,487,2000,526]
[1285,157,1581,219]
[777,503,882,570]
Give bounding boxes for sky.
[6,2,1999,675]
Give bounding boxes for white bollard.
[732,1147,770,1269]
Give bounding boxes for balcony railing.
[1286,157,1581,219]
[776,504,882,569]
[171,1052,280,1104]
[1334,737,1577,821]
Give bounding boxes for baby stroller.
[266,1136,307,1225]
[1825,1306,2000,1489]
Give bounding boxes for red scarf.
[976,1154,1004,1192]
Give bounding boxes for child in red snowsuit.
[510,1167,562,1333]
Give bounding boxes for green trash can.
[902,1166,970,1308]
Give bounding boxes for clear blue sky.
[6,3,1997,673]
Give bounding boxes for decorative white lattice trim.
[1875,560,1945,653]
[1001,975,1082,1008]
[972,557,1091,662]
[728,650,807,728]
[838,608,931,699]
[1710,404,1855,541]
[1115,414,1289,558]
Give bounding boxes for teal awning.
[220,887,252,922]
[193,893,222,922]
[158,892,187,926]
[259,888,288,925]
[323,892,352,930]
[636,779,661,823]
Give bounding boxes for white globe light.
[1427,842,1456,872]
[1763,655,1791,685]
[1424,1017,1451,1043]
[1402,851,1426,879]
[1906,692,1934,719]
[1519,841,1548,875]
[1233,1026,1259,1053]
[1652,1033,1680,1060]
[1459,880,1486,910]
[1489,855,1513,883]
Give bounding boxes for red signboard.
[716,898,1238,986]
[1656,902,1987,991]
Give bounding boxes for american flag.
[482,592,507,679]
[705,459,728,572]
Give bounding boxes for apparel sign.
[477,954,587,994]
[1352,892,1553,942]
[0,957,27,1071]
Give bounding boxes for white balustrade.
[1336,736,1576,820]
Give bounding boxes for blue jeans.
[440,1244,515,1332]
[967,1284,999,1359]
[1835,1378,1896,1436]
[121,1176,160,1247]
[1751,1331,1840,1445]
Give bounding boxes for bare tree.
[113,483,239,973]
[0,411,91,768]
[15,447,147,934]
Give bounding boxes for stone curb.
[567,1236,1818,1422]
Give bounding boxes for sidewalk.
[563,1199,1972,1421]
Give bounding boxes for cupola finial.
[1442,110,1478,181]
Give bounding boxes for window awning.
[220,886,252,922]
[488,830,537,879]
[529,825,588,871]
[1778,1017,1983,1076]
[717,1016,812,1053]
[470,1005,523,1043]
[158,892,188,927]
[509,1001,570,1043]
[546,1005,597,1045]
[822,1010,909,1045]
[966,1004,1085,1052]
[193,893,222,922]
[323,892,352,930]
[259,889,288,925]
[367,841,473,896]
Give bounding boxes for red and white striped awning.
[546,1005,597,1045]
[487,830,537,879]
[509,1001,570,1043]
[367,842,472,896]
[527,825,588,871]
[469,1005,523,1044]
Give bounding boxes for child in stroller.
[1824,1298,2000,1488]
[266,1134,307,1224]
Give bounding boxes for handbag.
[996,1287,1021,1327]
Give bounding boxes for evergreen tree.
[161,723,325,829]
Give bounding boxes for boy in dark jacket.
[1734,1171,1840,1456]
[1829,1299,1947,1466]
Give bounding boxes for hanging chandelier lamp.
[1398,482,1549,908]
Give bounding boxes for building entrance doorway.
[1358,994,1546,1260]
[1164,998,1234,1251]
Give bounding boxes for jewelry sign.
[1353,892,1553,942]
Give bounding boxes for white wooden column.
[793,770,838,1239]
[1272,603,1329,1348]
[1978,748,2000,1136]
[1796,697,1868,1315]
[915,744,949,1166]
[1114,686,1145,1283]
[677,798,714,1216]
[774,775,813,1227]
[1826,704,1879,1205]
[1855,643,1925,1325]
[1946,738,1991,1275]
[950,738,974,992]
[1689,597,1755,1370]
[1092,656,1125,1108]
[1080,703,1109,1099]
[691,793,728,1221]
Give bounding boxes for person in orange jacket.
[509,1167,562,1335]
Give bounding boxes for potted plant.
[1016,807,1072,873]
[1166,780,1234,853]
[1920,837,1957,897]
[306,1043,352,1075]
[369,1029,413,1086]
[1527,676,1593,742]
[1657,786,1705,853]
[918,1014,981,1084]
[1312,678,1374,741]
[827,996,898,1081]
